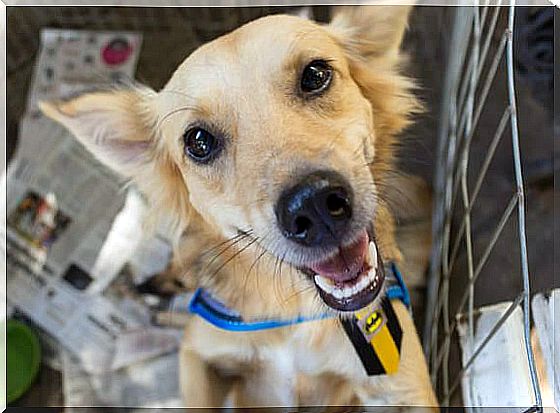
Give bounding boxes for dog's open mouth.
[305,229,385,312]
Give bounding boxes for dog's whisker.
[282,280,315,305]
[201,232,249,257]
[256,240,277,304]
[271,254,284,308]
[243,246,268,304]
[276,251,290,307]
[203,234,250,266]
[272,248,292,310]
[206,237,259,284]
[287,258,299,294]
[203,229,269,299]
[202,232,252,275]
[241,231,272,302]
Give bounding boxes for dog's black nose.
[275,171,353,247]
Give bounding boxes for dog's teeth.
[314,275,335,294]
[356,272,371,291]
[315,249,383,302]
[332,288,345,299]
[369,241,378,269]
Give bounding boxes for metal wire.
[425,4,543,410]
[443,292,525,405]
[433,191,519,376]
[505,3,542,409]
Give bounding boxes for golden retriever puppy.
[41,6,438,410]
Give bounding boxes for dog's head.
[41,7,419,313]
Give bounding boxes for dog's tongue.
[310,230,369,283]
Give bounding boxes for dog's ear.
[328,6,413,63]
[327,6,421,184]
[39,87,157,177]
[40,88,192,232]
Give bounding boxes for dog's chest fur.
[183,307,419,406]
[186,316,359,374]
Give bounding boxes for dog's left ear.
[39,87,158,177]
[40,88,193,232]
[327,6,413,63]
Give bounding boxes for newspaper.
[26,28,142,114]
[4,31,190,412]
[7,27,145,292]
[3,28,183,377]
[62,347,183,410]
[7,114,131,288]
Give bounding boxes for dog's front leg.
[179,347,232,408]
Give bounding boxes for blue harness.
[188,262,410,332]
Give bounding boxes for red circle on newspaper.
[101,37,133,66]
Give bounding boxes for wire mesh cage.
[424,4,546,410]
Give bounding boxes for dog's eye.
[300,60,333,94]
[183,127,218,162]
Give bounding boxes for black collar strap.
[340,297,403,376]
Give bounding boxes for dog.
[41,6,438,410]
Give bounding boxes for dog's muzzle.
[275,170,384,312]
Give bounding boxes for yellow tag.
[341,298,403,376]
